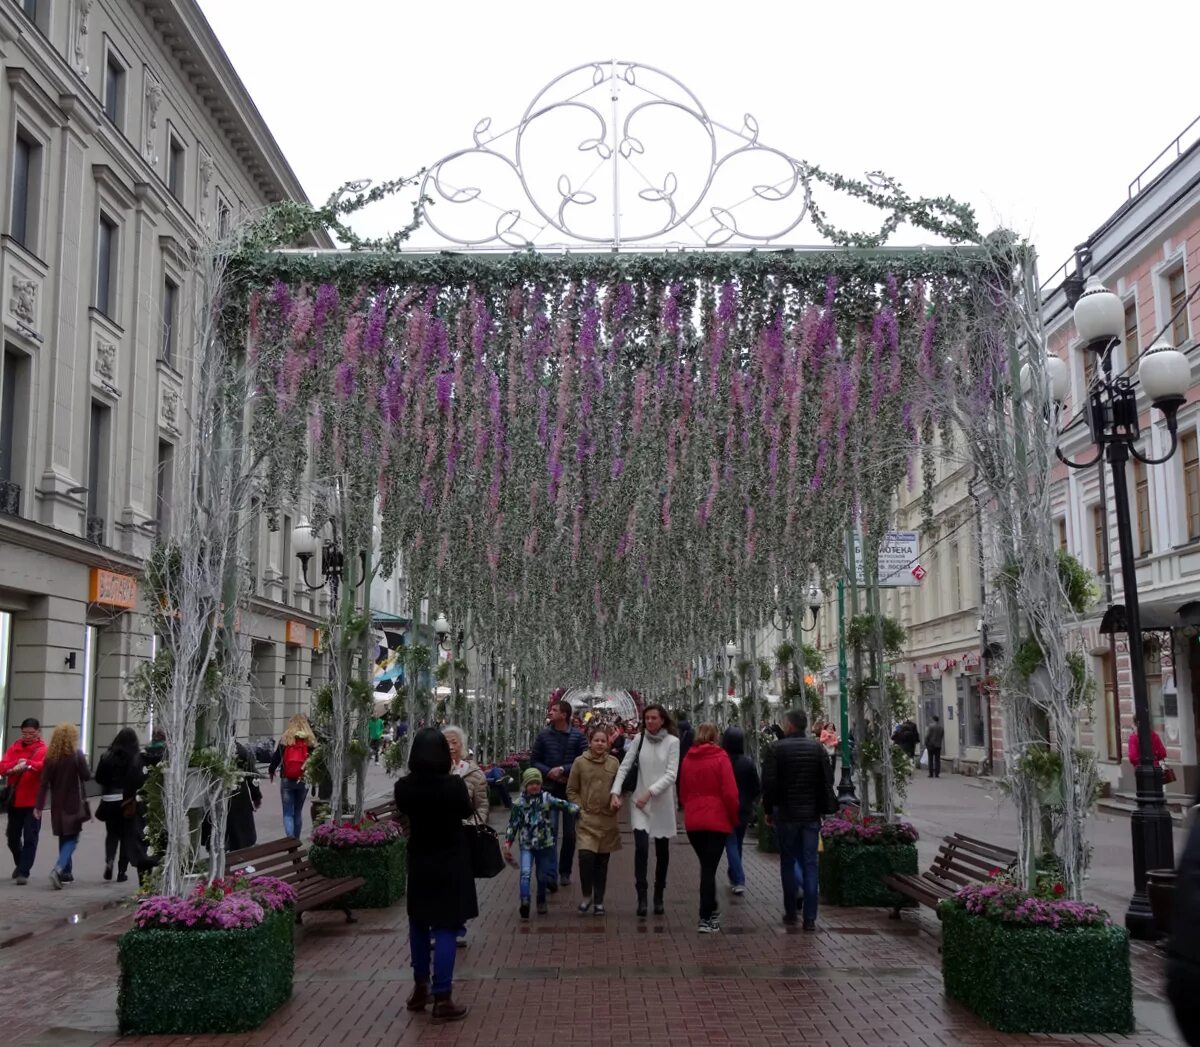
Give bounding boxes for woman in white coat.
[610,703,681,917]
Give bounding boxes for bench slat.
[227,835,365,918]
[885,832,1010,915]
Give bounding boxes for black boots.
[636,889,648,918]
[406,982,430,1012]
[653,888,665,915]
[431,992,468,1023]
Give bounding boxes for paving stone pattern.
[0,806,1185,1047]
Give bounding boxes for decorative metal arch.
[411,60,880,252]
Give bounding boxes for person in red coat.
[1128,728,1168,767]
[679,722,740,933]
[0,718,47,884]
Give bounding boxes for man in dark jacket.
[762,709,833,930]
[1168,803,1200,1045]
[924,716,945,778]
[530,699,586,887]
[892,720,919,760]
[721,726,761,895]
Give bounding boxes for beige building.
[0,0,331,753]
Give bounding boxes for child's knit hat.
[521,767,543,788]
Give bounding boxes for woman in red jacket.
[679,722,740,934]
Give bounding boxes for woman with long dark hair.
[393,728,475,1023]
[610,702,680,917]
[95,728,151,882]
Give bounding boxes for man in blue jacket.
[530,698,586,888]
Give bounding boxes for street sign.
[850,531,922,587]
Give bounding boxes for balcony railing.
[0,480,20,517]
[85,515,105,545]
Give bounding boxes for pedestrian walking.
[35,723,92,889]
[269,714,314,839]
[818,721,840,775]
[721,725,761,896]
[503,768,579,917]
[762,709,834,930]
[226,738,261,852]
[369,714,385,763]
[0,717,46,884]
[443,725,488,946]
[924,716,944,778]
[94,728,153,883]
[392,728,475,1024]
[484,765,513,809]
[679,723,740,933]
[610,703,681,917]
[892,719,919,760]
[529,698,585,888]
[567,725,621,916]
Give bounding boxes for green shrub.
[117,905,294,1034]
[819,841,918,907]
[309,836,407,908]
[939,903,1132,1033]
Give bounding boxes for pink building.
[1043,115,1200,796]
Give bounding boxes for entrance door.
[920,679,939,734]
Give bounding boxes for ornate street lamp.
[292,518,365,607]
[801,583,824,632]
[433,612,451,650]
[1051,276,1189,939]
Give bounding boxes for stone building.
[0,0,331,753]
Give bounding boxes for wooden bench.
[363,798,398,822]
[228,837,365,924]
[882,832,1018,917]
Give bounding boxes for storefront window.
[966,675,986,747]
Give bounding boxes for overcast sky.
[197,0,1199,283]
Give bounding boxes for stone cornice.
[0,514,143,574]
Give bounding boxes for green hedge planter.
[309,836,407,908]
[755,807,778,853]
[819,841,918,907]
[940,904,1133,1034]
[117,905,294,1035]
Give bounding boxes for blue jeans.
[519,846,557,902]
[549,801,576,879]
[56,833,79,875]
[409,921,457,994]
[6,807,40,876]
[725,822,747,887]
[280,779,308,839]
[776,820,821,924]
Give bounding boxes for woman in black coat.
[393,728,475,1024]
[225,741,261,852]
[94,728,151,882]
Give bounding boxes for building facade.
[0,0,330,753]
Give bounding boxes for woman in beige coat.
[443,725,487,946]
[567,725,621,916]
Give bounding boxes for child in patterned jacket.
[504,768,580,917]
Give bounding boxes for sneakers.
[782,912,799,926]
[456,934,468,948]
[803,920,816,932]
[9,868,17,880]
[731,884,746,896]
[559,875,571,887]
[698,917,720,933]
[103,862,113,882]
[545,880,559,894]
[431,993,468,1024]
[14,875,27,886]
[577,899,592,915]
[593,904,606,917]
[49,868,62,890]
[519,901,530,919]
[536,899,548,916]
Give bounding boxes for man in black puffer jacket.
[762,709,833,930]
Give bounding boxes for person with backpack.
[269,714,314,839]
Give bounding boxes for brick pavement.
[0,802,1187,1047]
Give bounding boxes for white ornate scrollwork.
[94,338,116,381]
[415,60,817,251]
[74,0,94,77]
[9,277,37,327]
[144,75,163,163]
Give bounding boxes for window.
[1184,431,1200,541]
[1124,299,1139,359]
[103,51,126,129]
[155,439,174,536]
[19,0,37,20]
[966,676,986,748]
[1057,517,1068,551]
[1169,266,1190,346]
[1092,505,1106,573]
[161,278,178,364]
[1133,459,1152,556]
[87,401,111,544]
[0,349,26,516]
[10,129,40,249]
[167,133,185,200]
[96,214,118,317]
[217,198,231,240]
[248,497,261,595]
[950,541,962,611]
[1100,647,1119,761]
[281,513,292,606]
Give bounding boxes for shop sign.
[286,621,307,647]
[89,568,137,609]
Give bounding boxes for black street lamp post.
[1052,276,1190,940]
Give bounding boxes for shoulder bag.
[467,812,505,879]
[0,782,11,816]
[620,732,645,794]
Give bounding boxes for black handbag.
[620,733,644,794]
[467,817,505,879]
[0,783,11,815]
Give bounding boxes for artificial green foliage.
[309,837,407,908]
[117,905,294,1035]
[845,613,906,656]
[819,841,918,907]
[939,904,1133,1034]
[755,807,778,853]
